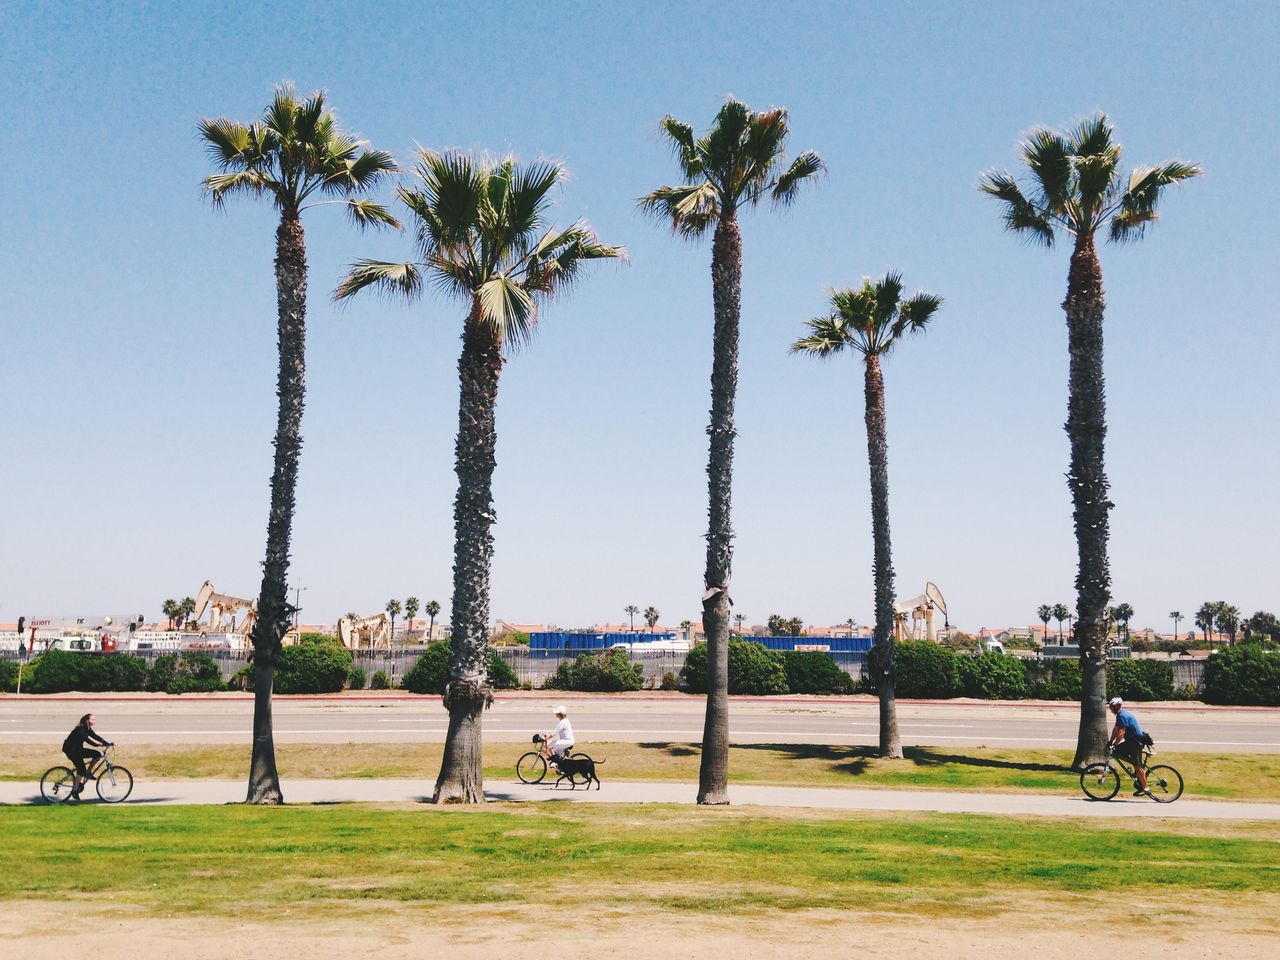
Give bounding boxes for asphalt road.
[3,694,1278,751]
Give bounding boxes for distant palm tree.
[386,599,402,644]
[1169,610,1183,645]
[424,600,441,642]
[733,613,746,635]
[405,596,420,637]
[162,599,179,630]
[1037,604,1053,643]
[792,272,942,759]
[644,606,660,630]
[1216,603,1240,644]
[337,151,623,803]
[681,619,694,641]
[624,605,640,631]
[344,611,359,623]
[1195,602,1217,645]
[641,97,822,806]
[981,114,1199,769]
[1052,603,1070,643]
[200,84,397,804]
[1111,602,1134,643]
[179,596,197,629]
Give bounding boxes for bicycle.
[40,745,134,804]
[516,734,593,787]
[1079,743,1183,803]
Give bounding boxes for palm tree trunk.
[434,301,500,804]
[245,213,307,804]
[1064,233,1112,770]
[864,354,901,758]
[697,211,742,805]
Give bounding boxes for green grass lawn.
[3,742,1275,800]
[0,804,1276,918]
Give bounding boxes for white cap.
[553,704,568,715]
[1108,697,1123,707]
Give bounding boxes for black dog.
[550,753,604,790]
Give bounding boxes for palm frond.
[772,150,826,206]
[334,259,423,302]
[505,159,562,243]
[478,275,537,348]
[345,199,401,231]
[978,171,1055,246]
[265,83,300,139]
[659,116,701,180]
[1069,113,1114,158]
[791,313,850,357]
[871,272,905,329]
[417,150,483,245]
[1109,159,1202,243]
[1020,128,1072,210]
[198,118,256,170]
[1073,148,1121,223]
[895,291,944,336]
[203,170,274,207]
[637,183,719,237]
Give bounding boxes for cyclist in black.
[62,713,111,800]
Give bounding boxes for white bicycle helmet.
[1108,696,1123,707]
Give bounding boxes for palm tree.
[625,605,640,631]
[641,97,823,804]
[1052,603,1070,644]
[792,272,942,759]
[425,599,441,642]
[337,151,623,802]
[681,619,694,642]
[200,85,397,804]
[981,114,1199,769]
[1216,603,1240,644]
[179,596,197,629]
[1037,603,1053,644]
[1195,601,1218,645]
[386,599,402,644]
[405,596,420,638]
[1169,610,1183,645]
[644,606,660,630]
[733,613,746,635]
[162,599,179,631]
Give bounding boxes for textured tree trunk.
[434,301,500,803]
[864,354,902,758]
[697,211,742,805]
[1064,233,1112,770]
[245,213,307,804]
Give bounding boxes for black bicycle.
[40,745,134,804]
[516,734,592,786]
[1079,744,1183,803]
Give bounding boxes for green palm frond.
[790,314,850,357]
[1069,113,1114,158]
[659,116,701,180]
[1073,147,1121,222]
[203,170,273,207]
[638,183,720,237]
[198,118,256,169]
[894,291,944,337]
[1110,160,1202,243]
[978,170,1055,246]
[1020,129,1072,210]
[334,260,423,302]
[478,275,537,348]
[415,151,483,244]
[772,150,826,206]
[345,199,401,231]
[798,273,942,361]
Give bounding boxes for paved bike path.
[3,778,1278,820]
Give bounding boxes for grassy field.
[2,742,1275,800]
[0,804,1277,919]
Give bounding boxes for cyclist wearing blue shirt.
[1108,697,1149,796]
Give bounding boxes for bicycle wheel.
[1079,762,1120,800]
[96,765,134,803]
[516,752,547,784]
[40,766,77,804]
[1145,765,1183,803]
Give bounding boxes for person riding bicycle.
[1108,697,1150,796]
[62,713,111,800]
[543,705,575,760]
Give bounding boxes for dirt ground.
[6,892,1277,958]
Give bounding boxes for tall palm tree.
[1111,602,1134,644]
[1216,603,1240,644]
[405,596,420,637]
[1037,603,1053,643]
[792,272,942,759]
[162,599,179,631]
[624,605,640,631]
[1194,602,1217,645]
[1169,610,1183,645]
[337,151,623,802]
[1052,603,1070,643]
[641,97,823,804]
[981,114,1199,769]
[425,599,441,642]
[733,613,746,635]
[386,598,402,644]
[200,85,397,804]
[179,596,197,629]
[644,606,660,630]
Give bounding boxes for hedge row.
[400,640,520,694]
[680,640,855,696]
[1,649,222,695]
[1203,643,1280,705]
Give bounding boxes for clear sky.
[2,0,1276,634]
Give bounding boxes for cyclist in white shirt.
[545,705,575,758]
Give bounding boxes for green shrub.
[865,641,959,698]
[274,642,352,694]
[369,670,393,690]
[1106,659,1174,701]
[402,641,451,694]
[23,650,149,693]
[681,639,788,696]
[489,652,519,690]
[0,658,18,692]
[347,667,366,690]
[1026,658,1082,700]
[545,649,645,692]
[955,652,1027,699]
[298,632,341,646]
[1203,644,1280,706]
[1170,682,1201,702]
[780,651,854,694]
[228,665,254,691]
[146,652,223,694]
[660,670,679,691]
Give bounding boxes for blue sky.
[2,0,1276,633]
